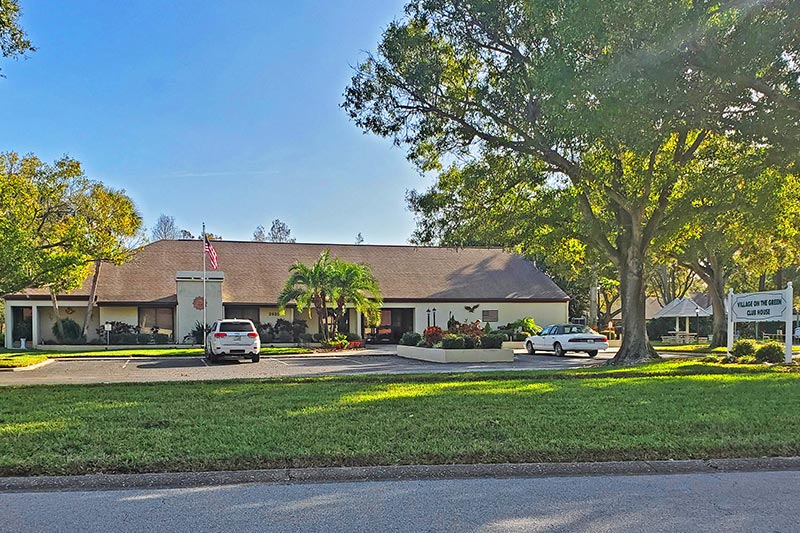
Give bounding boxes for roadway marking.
[122,357,132,369]
[339,356,365,365]
[270,358,290,366]
[200,357,209,367]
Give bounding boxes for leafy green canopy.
[0,0,34,75]
[344,0,800,364]
[0,153,143,296]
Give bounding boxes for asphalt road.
[3,470,798,532]
[0,349,618,386]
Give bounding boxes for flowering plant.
[423,326,444,346]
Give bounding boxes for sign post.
[727,282,794,363]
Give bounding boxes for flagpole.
[202,222,207,348]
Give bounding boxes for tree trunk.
[50,290,62,341]
[706,269,728,348]
[83,260,101,337]
[609,243,659,365]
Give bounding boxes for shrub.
[462,335,476,349]
[291,319,308,342]
[510,317,542,335]
[312,333,324,342]
[416,339,427,347]
[512,332,529,341]
[299,333,315,343]
[189,321,210,345]
[136,333,152,345]
[345,333,361,341]
[12,317,32,341]
[731,339,757,358]
[737,355,758,364]
[120,333,137,345]
[260,332,274,343]
[423,326,444,347]
[400,332,422,346]
[483,323,492,334]
[153,333,169,344]
[480,334,505,349]
[52,318,84,344]
[276,330,294,343]
[701,355,725,363]
[324,333,349,350]
[442,334,465,349]
[493,329,513,341]
[755,342,785,363]
[455,320,484,340]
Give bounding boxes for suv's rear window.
[219,321,255,333]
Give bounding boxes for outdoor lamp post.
[426,309,431,328]
[432,308,437,327]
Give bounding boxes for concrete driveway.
[0,348,617,386]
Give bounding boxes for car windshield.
[563,325,594,335]
[219,321,255,333]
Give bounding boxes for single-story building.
[3,240,570,347]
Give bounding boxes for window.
[219,321,256,333]
[138,307,174,335]
[482,309,499,323]
[225,306,260,323]
[541,326,553,336]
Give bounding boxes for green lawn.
[653,341,800,354]
[0,346,311,368]
[0,350,48,369]
[1,360,799,476]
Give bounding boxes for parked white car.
[525,324,608,358]
[205,319,261,363]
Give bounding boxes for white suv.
[205,319,261,363]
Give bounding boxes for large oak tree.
[344,0,799,364]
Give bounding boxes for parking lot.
[0,349,619,386]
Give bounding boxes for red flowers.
[423,326,444,346]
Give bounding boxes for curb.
[48,352,394,362]
[0,359,55,372]
[2,457,799,493]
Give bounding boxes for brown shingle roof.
[9,241,568,304]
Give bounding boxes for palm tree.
[277,250,383,341]
[278,250,334,340]
[329,258,383,336]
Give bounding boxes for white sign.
[731,291,788,322]
[727,283,794,364]
[104,323,112,332]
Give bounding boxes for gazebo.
[652,297,712,344]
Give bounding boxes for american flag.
[204,236,219,270]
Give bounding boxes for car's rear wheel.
[553,342,564,357]
[526,341,535,355]
[251,354,260,363]
[587,350,598,358]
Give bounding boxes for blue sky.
[1,0,429,244]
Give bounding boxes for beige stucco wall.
[377,301,569,334]
[98,307,138,326]
[297,302,565,338]
[176,273,224,343]
[259,307,293,325]
[37,304,101,344]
